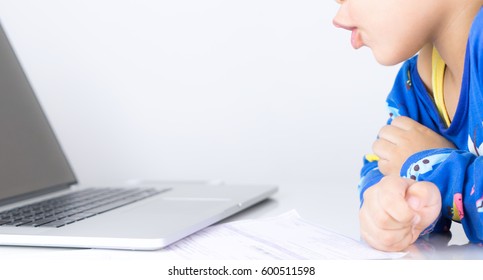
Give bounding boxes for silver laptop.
[0,22,277,250]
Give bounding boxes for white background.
[0,2,474,265]
[0,1,398,191]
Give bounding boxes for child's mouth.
[351,29,364,49]
[332,20,364,49]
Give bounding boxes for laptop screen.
[0,23,77,204]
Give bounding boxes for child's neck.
[433,3,480,83]
[429,2,482,121]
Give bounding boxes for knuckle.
[391,116,402,125]
[394,116,408,123]
[380,174,404,187]
[378,125,389,136]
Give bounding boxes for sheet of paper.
[38,210,406,260]
[162,210,406,260]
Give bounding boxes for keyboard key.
[22,217,57,227]
[41,220,68,228]
[0,219,12,226]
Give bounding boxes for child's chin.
[372,50,408,66]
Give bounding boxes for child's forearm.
[402,148,483,243]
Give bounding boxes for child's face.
[333,0,439,65]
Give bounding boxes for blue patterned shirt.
[359,8,483,243]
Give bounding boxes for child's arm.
[360,115,453,252]
[361,95,483,246]
[357,57,455,249]
[400,148,483,243]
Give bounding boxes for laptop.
[0,22,277,250]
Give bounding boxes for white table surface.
[0,180,479,261]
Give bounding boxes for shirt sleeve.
[401,149,483,242]
[358,156,382,207]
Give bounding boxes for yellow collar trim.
[431,47,451,126]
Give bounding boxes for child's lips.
[333,20,365,49]
[351,29,364,49]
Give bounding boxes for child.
[333,0,483,251]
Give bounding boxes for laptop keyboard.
[0,187,164,228]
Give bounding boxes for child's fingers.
[361,189,415,231]
[406,181,442,232]
[390,116,418,131]
[360,200,412,231]
[406,181,441,210]
[377,124,407,145]
[376,176,417,225]
[360,210,415,252]
[365,198,415,230]
[372,137,396,160]
[360,176,423,251]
